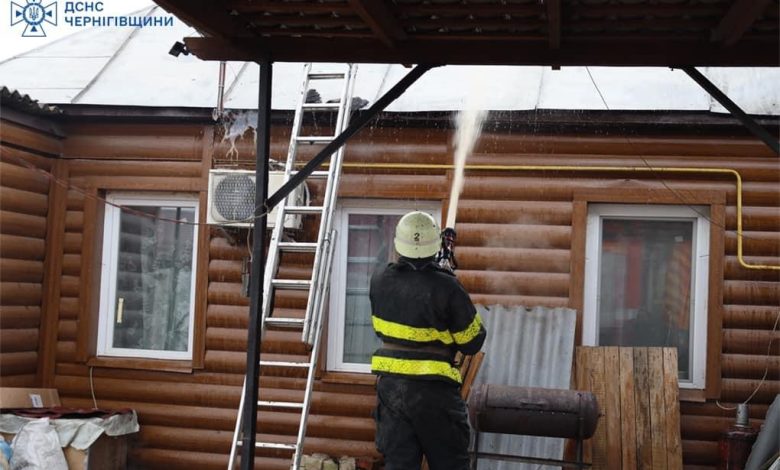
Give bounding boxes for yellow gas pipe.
[333,162,779,271]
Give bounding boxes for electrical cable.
[740,308,780,405]
[5,152,272,227]
[89,366,98,409]
[586,66,780,408]
[584,66,751,241]
[716,308,780,410]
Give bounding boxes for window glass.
[343,213,400,364]
[583,203,710,389]
[598,219,694,380]
[99,195,198,360]
[328,201,441,373]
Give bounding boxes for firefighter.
[370,211,487,470]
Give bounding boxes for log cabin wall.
[0,114,63,387]
[1,110,777,470]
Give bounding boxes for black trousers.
[375,375,471,470]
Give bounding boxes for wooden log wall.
[212,123,780,469]
[0,117,61,387]
[0,112,776,470]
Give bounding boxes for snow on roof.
[1,6,778,115]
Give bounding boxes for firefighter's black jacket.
[369,256,486,385]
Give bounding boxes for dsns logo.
[11,0,57,37]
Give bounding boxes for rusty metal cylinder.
[468,384,600,439]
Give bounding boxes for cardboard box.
[0,388,60,409]
[63,434,128,470]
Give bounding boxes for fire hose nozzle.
[437,227,458,272]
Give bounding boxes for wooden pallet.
[574,346,683,470]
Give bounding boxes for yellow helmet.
[394,211,441,259]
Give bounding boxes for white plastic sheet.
[9,419,67,470]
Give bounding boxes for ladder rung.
[272,279,312,290]
[236,440,296,451]
[308,73,345,80]
[295,136,334,143]
[260,360,311,368]
[285,206,324,215]
[264,317,305,327]
[302,103,341,110]
[291,170,329,179]
[258,400,304,409]
[278,242,317,252]
[239,441,296,451]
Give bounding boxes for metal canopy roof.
[154,0,779,66]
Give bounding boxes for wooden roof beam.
[545,0,561,49]
[711,0,772,46]
[347,0,407,48]
[155,0,253,39]
[185,36,780,67]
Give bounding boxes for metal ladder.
[228,63,358,470]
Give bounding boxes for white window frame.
[327,199,441,373]
[97,192,199,360]
[583,203,710,389]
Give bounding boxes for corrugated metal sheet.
[0,86,61,115]
[472,305,577,470]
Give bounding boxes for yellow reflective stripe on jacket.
[371,356,462,383]
[452,313,483,345]
[372,315,454,344]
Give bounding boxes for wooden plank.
[604,347,622,468]
[0,328,39,353]
[0,144,55,170]
[663,348,683,470]
[74,176,202,192]
[546,0,561,49]
[0,306,41,329]
[75,187,99,362]
[457,271,568,297]
[347,0,407,48]
[648,348,667,469]
[0,258,44,283]
[575,347,593,463]
[589,347,608,469]
[68,159,202,178]
[64,210,84,231]
[722,354,780,380]
[457,247,570,273]
[0,120,62,156]
[192,124,213,370]
[0,210,47,238]
[184,35,780,66]
[460,352,484,400]
[569,200,587,343]
[711,0,772,45]
[0,282,42,306]
[619,348,638,470]
[39,159,68,386]
[633,348,652,469]
[0,234,45,260]
[706,203,725,398]
[459,223,571,249]
[457,199,572,224]
[0,186,49,216]
[0,351,38,376]
[154,0,254,39]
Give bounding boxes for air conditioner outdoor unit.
[207,169,305,228]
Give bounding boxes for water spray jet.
[438,84,488,272]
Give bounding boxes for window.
[583,204,710,389]
[327,200,441,373]
[97,193,199,360]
